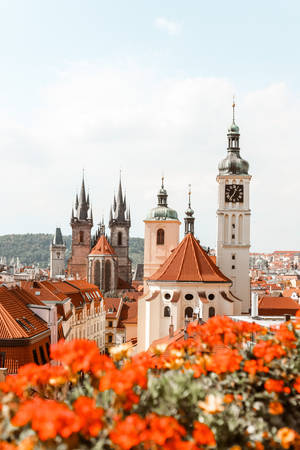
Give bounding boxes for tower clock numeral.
[225,184,244,203]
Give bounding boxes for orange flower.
[244,359,269,376]
[264,379,285,393]
[50,339,103,374]
[0,443,17,450]
[223,394,234,404]
[73,396,104,437]
[206,348,242,374]
[269,401,284,415]
[277,427,297,449]
[193,422,216,446]
[253,340,286,363]
[294,376,300,393]
[146,414,186,446]
[109,414,146,449]
[12,398,80,440]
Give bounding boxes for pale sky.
[0,0,300,252]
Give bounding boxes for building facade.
[216,104,251,313]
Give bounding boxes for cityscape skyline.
[0,1,300,252]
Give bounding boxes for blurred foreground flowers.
[0,314,300,449]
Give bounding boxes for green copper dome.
[228,122,239,133]
[218,152,249,175]
[146,177,179,221]
[146,205,178,220]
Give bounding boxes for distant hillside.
[0,234,144,269]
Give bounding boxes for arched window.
[94,260,100,287]
[105,260,112,292]
[157,229,164,245]
[79,230,84,243]
[164,306,171,317]
[185,307,193,318]
[209,307,215,318]
[118,232,122,246]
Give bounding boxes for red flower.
[50,339,103,374]
[253,340,286,363]
[109,414,146,449]
[264,379,285,393]
[73,396,104,437]
[244,359,269,376]
[193,422,216,446]
[206,348,242,374]
[12,398,80,440]
[293,376,300,393]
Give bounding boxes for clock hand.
[229,187,237,200]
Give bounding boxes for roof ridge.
[190,234,202,280]
[176,234,190,280]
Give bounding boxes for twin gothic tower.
[67,176,132,292]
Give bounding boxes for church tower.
[109,176,132,285]
[50,228,66,278]
[67,175,93,279]
[216,102,251,313]
[143,178,180,280]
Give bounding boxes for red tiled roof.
[259,296,300,311]
[104,298,122,318]
[90,235,115,256]
[149,233,230,283]
[117,278,132,290]
[118,301,138,326]
[0,287,49,339]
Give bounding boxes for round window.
[164,293,171,300]
[185,294,193,301]
[208,294,215,301]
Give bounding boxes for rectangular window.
[108,335,113,343]
[232,224,235,229]
[232,234,235,239]
[39,346,47,364]
[232,265,235,270]
[232,255,235,260]
[33,349,39,365]
[109,321,113,328]
[0,352,5,368]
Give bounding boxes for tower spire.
[232,95,236,124]
[157,176,168,207]
[184,184,195,236]
[78,173,89,220]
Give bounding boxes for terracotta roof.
[104,298,122,318]
[90,235,115,256]
[117,278,133,290]
[21,281,67,302]
[0,287,49,339]
[118,301,138,326]
[258,296,300,312]
[149,233,230,283]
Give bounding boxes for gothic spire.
[184,184,195,236]
[115,173,126,221]
[53,227,64,246]
[75,194,79,210]
[77,174,89,220]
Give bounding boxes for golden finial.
[232,95,236,123]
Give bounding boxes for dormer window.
[157,229,164,245]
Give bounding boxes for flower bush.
[0,313,300,449]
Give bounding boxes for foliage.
[0,234,144,268]
[1,314,300,449]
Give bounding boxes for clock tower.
[216,103,251,314]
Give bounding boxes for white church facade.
[137,104,251,352]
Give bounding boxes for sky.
[0,0,300,252]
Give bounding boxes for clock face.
[225,184,244,203]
